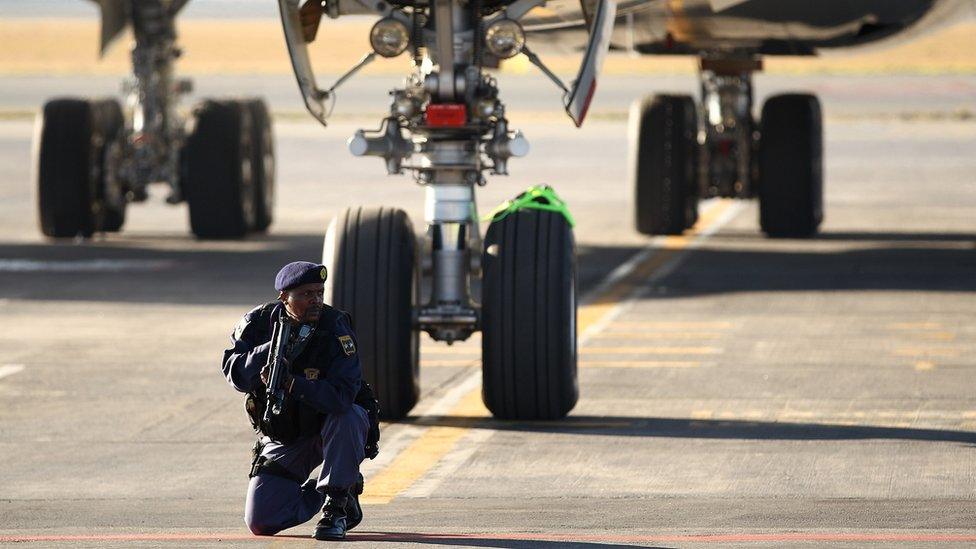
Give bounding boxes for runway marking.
[0,259,178,272]
[0,364,25,380]
[591,331,724,340]
[581,360,702,368]
[916,331,956,341]
[685,409,976,426]
[5,531,976,543]
[361,383,487,504]
[362,199,741,505]
[887,322,943,330]
[607,320,735,330]
[580,346,722,355]
[893,347,961,358]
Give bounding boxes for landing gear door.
[278,0,330,126]
[91,0,129,57]
[564,0,617,127]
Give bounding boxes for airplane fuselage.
[525,0,975,55]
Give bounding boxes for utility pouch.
[355,381,381,459]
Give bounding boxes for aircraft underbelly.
[526,0,973,55]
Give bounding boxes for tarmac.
[0,73,974,547]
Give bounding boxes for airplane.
[276,0,973,422]
[37,1,973,424]
[516,0,976,239]
[34,0,275,240]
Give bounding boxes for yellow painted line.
[590,332,724,340]
[580,360,701,368]
[887,322,943,330]
[581,346,722,355]
[578,200,734,331]
[361,389,486,504]
[362,200,736,504]
[608,321,735,330]
[893,348,961,357]
[916,332,956,341]
[915,361,936,371]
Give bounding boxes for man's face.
[280,282,324,323]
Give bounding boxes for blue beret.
[275,261,328,291]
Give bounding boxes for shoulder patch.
[338,335,356,356]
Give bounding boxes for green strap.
[484,185,576,227]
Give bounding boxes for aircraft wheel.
[758,93,823,238]
[482,209,578,420]
[184,100,255,239]
[35,99,98,238]
[631,94,699,236]
[324,207,420,420]
[90,98,126,232]
[242,98,275,233]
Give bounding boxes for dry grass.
[1,17,974,76]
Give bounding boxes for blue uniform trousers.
[244,404,369,535]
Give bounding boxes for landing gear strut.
[631,54,823,238]
[34,0,275,239]
[279,0,613,419]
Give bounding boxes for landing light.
[370,18,410,58]
[484,19,525,59]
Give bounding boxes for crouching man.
[222,261,378,540]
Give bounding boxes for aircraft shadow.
[395,414,976,446]
[712,229,976,243]
[278,532,662,548]
[0,237,637,306]
[660,245,976,296]
[1,229,972,305]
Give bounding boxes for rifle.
[262,306,292,430]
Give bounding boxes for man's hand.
[260,358,295,391]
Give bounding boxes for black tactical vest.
[244,302,379,453]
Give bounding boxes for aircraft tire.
[184,100,255,239]
[632,94,699,236]
[242,98,275,233]
[90,98,126,232]
[482,209,578,420]
[35,98,97,238]
[324,206,420,420]
[758,93,823,238]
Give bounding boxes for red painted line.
[3,531,976,544]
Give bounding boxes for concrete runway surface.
[0,74,975,548]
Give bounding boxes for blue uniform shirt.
[222,303,363,416]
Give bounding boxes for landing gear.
[324,207,420,420]
[278,0,606,419]
[183,100,255,239]
[758,94,823,238]
[35,2,276,240]
[482,208,578,419]
[631,55,824,238]
[631,94,699,235]
[36,98,125,238]
[93,99,127,233]
[245,98,275,233]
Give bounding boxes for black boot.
[313,489,349,541]
[344,473,364,531]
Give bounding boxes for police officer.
[222,261,370,540]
